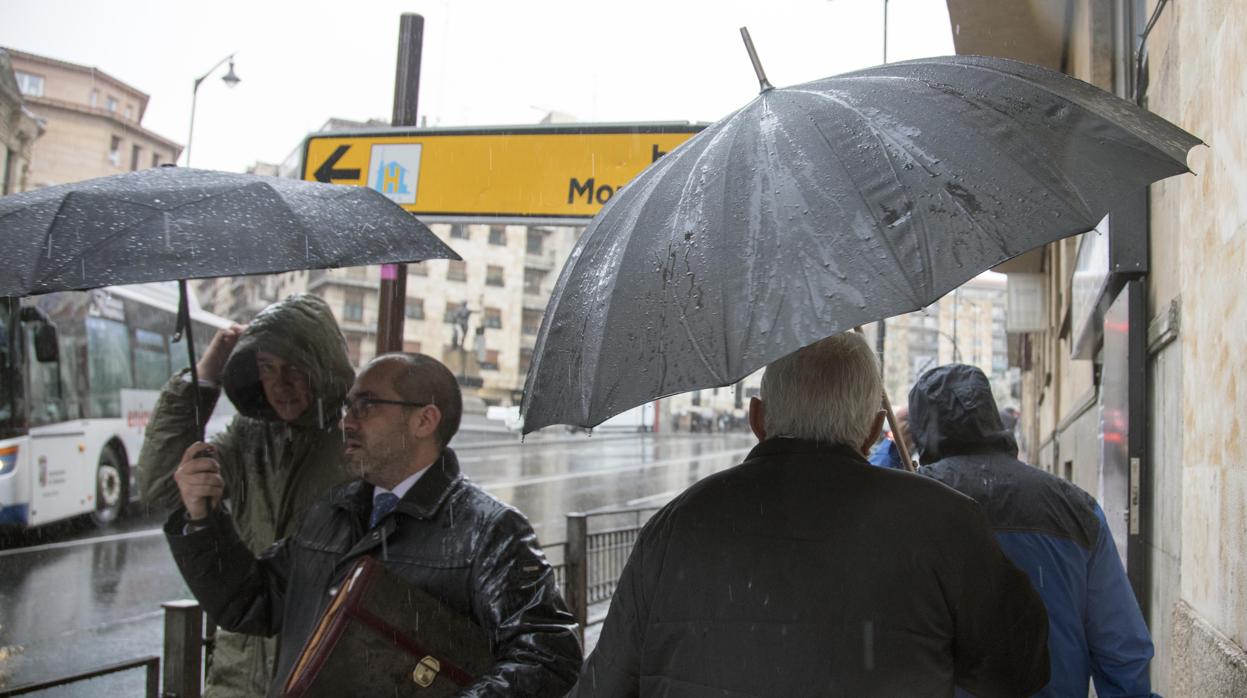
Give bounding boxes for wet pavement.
[0,431,753,695]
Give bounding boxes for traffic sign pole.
[377,13,424,355]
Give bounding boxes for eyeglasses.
[341,396,430,421]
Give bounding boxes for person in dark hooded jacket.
[909,364,1158,698]
[138,293,354,697]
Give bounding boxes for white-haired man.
[571,332,1050,697]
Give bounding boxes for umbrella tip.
[739,27,774,93]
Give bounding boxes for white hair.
[760,332,882,447]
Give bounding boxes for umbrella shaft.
[739,27,774,92]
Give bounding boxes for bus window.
[0,302,19,433]
[61,330,87,420]
[25,327,66,426]
[133,328,171,390]
[86,316,133,418]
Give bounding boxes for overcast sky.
[2,0,954,173]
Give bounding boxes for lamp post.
[185,54,240,167]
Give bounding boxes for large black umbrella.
[0,166,458,295]
[0,166,460,435]
[521,53,1201,434]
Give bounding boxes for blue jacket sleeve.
[867,440,902,469]
[1084,504,1159,698]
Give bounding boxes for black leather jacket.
[166,449,582,697]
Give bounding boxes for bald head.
[366,353,463,447]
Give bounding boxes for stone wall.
[1171,601,1247,696]
[1148,0,1247,691]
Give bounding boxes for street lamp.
[185,53,241,167]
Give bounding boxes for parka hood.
[908,364,1017,464]
[222,293,353,429]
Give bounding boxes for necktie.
[369,492,400,528]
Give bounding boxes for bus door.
[22,310,86,526]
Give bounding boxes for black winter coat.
[166,449,582,697]
[572,438,1050,698]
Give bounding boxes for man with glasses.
[139,294,354,697]
[165,353,582,697]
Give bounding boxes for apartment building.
[0,50,43,195]
[197,221,581,408]
[876,274,1012,412]
[3,48,180,188]
[310,223,580,404]
[660,274,1009,435]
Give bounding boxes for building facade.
[946,0,1247,693]
[3,48,181,189]
[0,50,43,195]
[307,222,580,404]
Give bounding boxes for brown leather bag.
[282,556,493,697]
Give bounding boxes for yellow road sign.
[301,123,705,220]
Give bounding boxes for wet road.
[0,431,753,695]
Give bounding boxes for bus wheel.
[91,448,127,527]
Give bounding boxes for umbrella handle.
[880,388,915,472]
[854,326,915,472]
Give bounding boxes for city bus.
[1,283,235,529]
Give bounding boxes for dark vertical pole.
[162,600,203,698]
[1126,280,1150,616]
[145,657,161,698]
[376,13,424,355]
[565,513,589,645]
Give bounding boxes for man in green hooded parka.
[139,293,354,696]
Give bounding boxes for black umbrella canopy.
[521,55,1202,433]
[0,166,460,297]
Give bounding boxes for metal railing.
[542,540,568,591]
[559,505,660,642]
[0,598,209,697]
[0,655,160,697]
